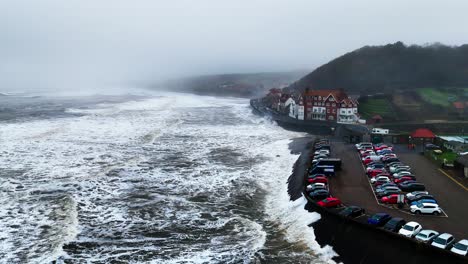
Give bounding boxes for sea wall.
[306,202,467,264]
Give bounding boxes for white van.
[372,128,389,134]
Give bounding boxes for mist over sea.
[0,92,335,263]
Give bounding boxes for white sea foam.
[0,92,338,263]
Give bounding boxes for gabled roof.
[411,128,435,138]
[304,90,352,103]
[303,90,348,102]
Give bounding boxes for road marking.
[437,169,468,191]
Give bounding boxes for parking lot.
[329,141,468,239]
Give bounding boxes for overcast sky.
[1,0,468,92]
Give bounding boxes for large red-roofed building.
[302,89,358,122]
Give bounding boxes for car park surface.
[328,141,468,239]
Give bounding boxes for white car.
[398,221,422,237]
[306,183,327,192]
[355,142,372,150]
[406,191,429,199]
[393,171,412,178]
[450,239,468,256]
[410,203,442,215]
[415,230,439,243]
[431,233,455,249]
[390,165,411,173]
[314,149,330,155]
[371,176,390,184]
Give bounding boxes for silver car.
[415,229,439,243]
[431,233,455,249]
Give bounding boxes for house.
[454,155,468,178]
[302,89,358,122]
[264,88,282,110]
[437,136,468,153]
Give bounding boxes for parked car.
[415,230,439,243]
[398,221,422,237]
[306,183,327,192]
[368,169,387,178]
[406,191,429,199]
[394,176,417,184]
[374,145,393,151]
[383,217,406,232]
[390,165,411,173]
[367,213,392,226]
[376,148,393,154]
[376,187,401,198]
[380,153,397,160]
[381,194,405,204]
[386,161,403,167]
[366,163,385,172]
[308,189,330,200]
[393,171,412,178]
[314,149,330,156]
[339,206,365,218]
[317,197,342,208]
[362,156,381,165]
[407,194,435,204]
[410,203,442,215]
[355,142,372,150]
[431,233,455,249]
[360,149,375,156]
[383,158,400,164]
[377,182,398,190]
[314,159,342,170]
[307,176,328,184]
[399,182,426,192]
[409,199,437,206]
[307,173,326,179]
[371,176,390,184]
[450,239,468,256]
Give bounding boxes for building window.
[326,103,330,106]
[332,109,336,114]
[327,109,330,113]
[332,103,336,107]
[348,110,352,114]
[341,103,345,107]
[329,115,334,120]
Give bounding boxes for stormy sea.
[0,91,336,263]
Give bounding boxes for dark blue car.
[367,213,392,226]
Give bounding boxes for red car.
[307,176,328,184]
[374,145,393,151]
[317,197,342,208]
[394,176,416,184]
[381,194,405,204]
[368,169,386,177]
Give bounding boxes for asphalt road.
[329,142,468,239]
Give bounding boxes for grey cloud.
[1,0,468,92]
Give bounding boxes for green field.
[417,87,468,107]
[358,98,395,119]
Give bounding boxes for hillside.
[162,71,307,98]
[288,42,468,95]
